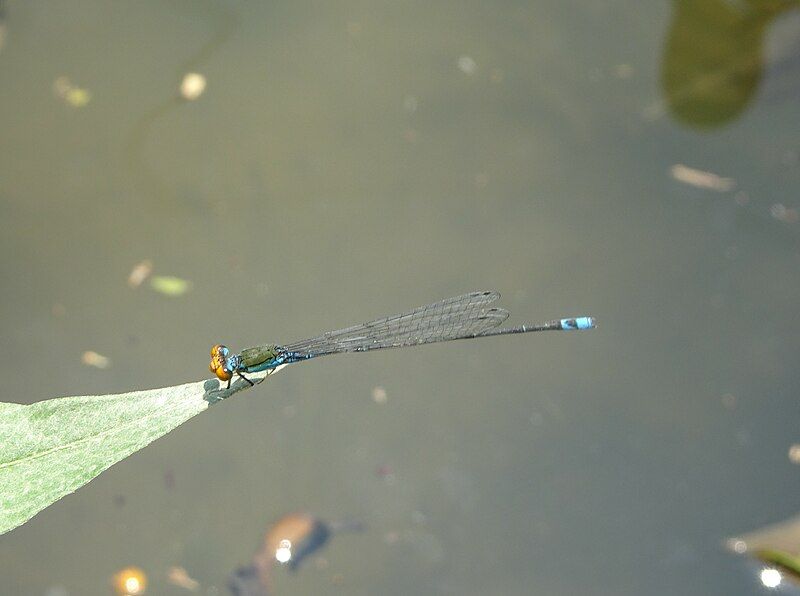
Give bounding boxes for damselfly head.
[209,344,233,381]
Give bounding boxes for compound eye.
[210,344,229,358]
[212,364,233,382]
[209,345,233,381]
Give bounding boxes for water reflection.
[728,513,800,591]
[228,513,364,596]
[662,0,800,128]
[111,566,147,596]
[760,567,784,588]
[125,0,237,207]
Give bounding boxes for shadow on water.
[661,0,800,129]
[124,0,239,208]
[228,513,365,596]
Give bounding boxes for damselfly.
[209,291,595,388]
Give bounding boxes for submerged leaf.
[0,368,280,536]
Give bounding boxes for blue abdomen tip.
[560,317,596,330]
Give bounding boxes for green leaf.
[754,549,800,582]
[727,513,800,556]
[0,368,280,535]
[727,513,800,586]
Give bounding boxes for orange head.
[209,344,233,382]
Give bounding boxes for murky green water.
[2,1,800,594]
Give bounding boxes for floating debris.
[371,385,388,404]
[670,164,735,192]
[770,203,799,224]
[789,444,800,464]
[112,566,147,596]
[81,350,111,369]
[180,73,207,102]
[127,260,153,288]
[402,94,418,114]
[51,303,66,318]
[53,76,91,108]
[457,55,477,76]
[167,566,200,592]
[150,276,192,297]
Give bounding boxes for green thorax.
[239,344,281,368]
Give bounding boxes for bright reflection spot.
[275,539,292,564]
[760,568,782,589]
[112,566,147,595]
[125,577,141,594]
[180,72,207,101]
